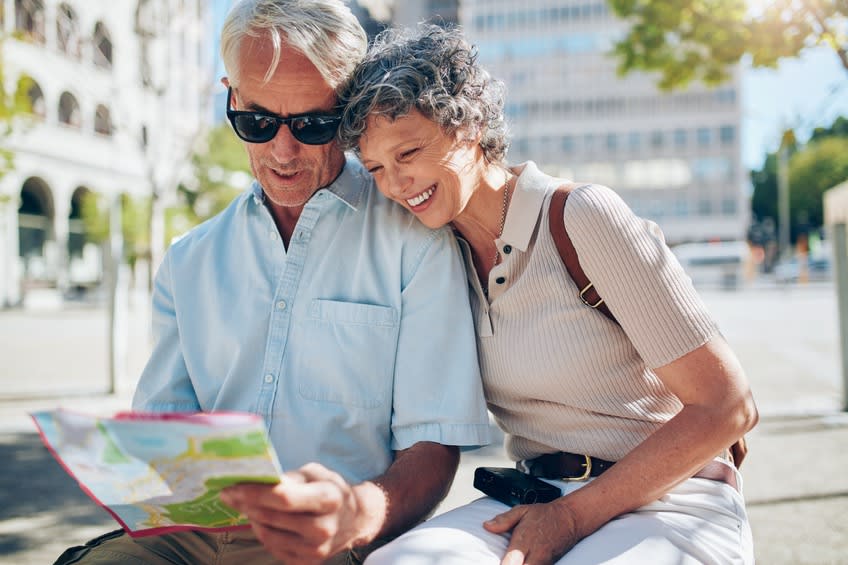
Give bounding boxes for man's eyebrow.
[243,100,336,117]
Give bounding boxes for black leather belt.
[522,451,615,481]
[520,450,738,491]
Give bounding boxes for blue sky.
[742,46,848,170]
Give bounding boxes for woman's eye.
[367,165,383,174]
[400,148,419,159]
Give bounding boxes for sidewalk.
[1,283,847,564]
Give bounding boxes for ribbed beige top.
[458,162,719,462]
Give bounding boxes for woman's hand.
[484,500,582,565]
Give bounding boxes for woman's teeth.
[407,186,435,207]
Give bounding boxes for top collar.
[250,153,370,211]
[499,161,551,252]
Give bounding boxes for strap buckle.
[562,454,592,481]
[578,282,605,309]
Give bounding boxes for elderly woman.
[338,24,758,565]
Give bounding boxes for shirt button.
[269,230,278,241]
[496,276,506,284]
[276,300,287,310]
[297,231,306,241]
[503,244,512,254]
[264,374,274,384]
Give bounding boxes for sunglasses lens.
[289,116,340,145]
[231,113,280,143]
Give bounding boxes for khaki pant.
[53,528,361,565]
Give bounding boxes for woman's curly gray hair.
[338,24,508,164]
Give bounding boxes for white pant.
[366,472,753,565]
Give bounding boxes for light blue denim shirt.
[132,155,490,483]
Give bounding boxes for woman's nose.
[384,167,412,198]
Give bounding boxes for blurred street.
[1,280,847,564]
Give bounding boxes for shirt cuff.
[392,422,492,451]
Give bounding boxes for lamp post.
[776,129,794,260]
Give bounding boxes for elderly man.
[53,2,489,564]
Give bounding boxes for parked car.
[672,240,750,290]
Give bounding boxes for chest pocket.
[295,299,399,408]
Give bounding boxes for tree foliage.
[790,136,848,230]
[80,192,151,268]
[165,123,248,242]
[0,37,34,183]
[609,0,848,90]
[751,116,848,242]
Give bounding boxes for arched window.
[26,80,46,118]
[15,76,45,118]
[18,177,55,281]
[58,91,81,128]
[93,22,113,69]
[68,187,89,258]
[94,104,113,136]
[57,3,82,58]
[14,0,45,43]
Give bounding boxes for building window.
[93,22,113,69]
[650,130,664,148]
[606,133,618,152]
[94,104,113,136]
[58,91,81,128]
[561,135,574,153]
[24,78,45,118]
[674,128,687,147]
[722,197,737,215]
[628,131,641,151]
[696,127,711,147]
[720,125,735,145]
[583,133,596,153]
[57,3,82,58]
[15,0,45,43]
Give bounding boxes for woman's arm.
[485,334,758,565]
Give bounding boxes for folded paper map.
[31,409,282,537]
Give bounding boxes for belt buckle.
[562,454,592,481]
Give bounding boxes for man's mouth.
[407,185,435,207]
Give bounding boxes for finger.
[484,506,527,533]
[250,521,314,564]
[223,480,343,514]
[253,519,339,564]
[501,548,527,565]
[297,461,344,484]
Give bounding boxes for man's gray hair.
[221,0,367,90]
[338,24,508,163]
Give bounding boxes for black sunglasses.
[225,87,341,145]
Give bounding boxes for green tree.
[751,117,848,242]
[609,0,848,90]
[0,38,34,185]
[789,136,848,237]
[166,123,248,242]
[80,192,151,269]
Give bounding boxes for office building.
[459,0,747,245]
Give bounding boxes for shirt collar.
[250,152,370,211]
[499,161,550,252]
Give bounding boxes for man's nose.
[268,124,302,160]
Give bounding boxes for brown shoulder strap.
[550,185,746,469]
[548,185,618,326]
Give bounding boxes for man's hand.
[483,501,581,565]
[221,462,383,564]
